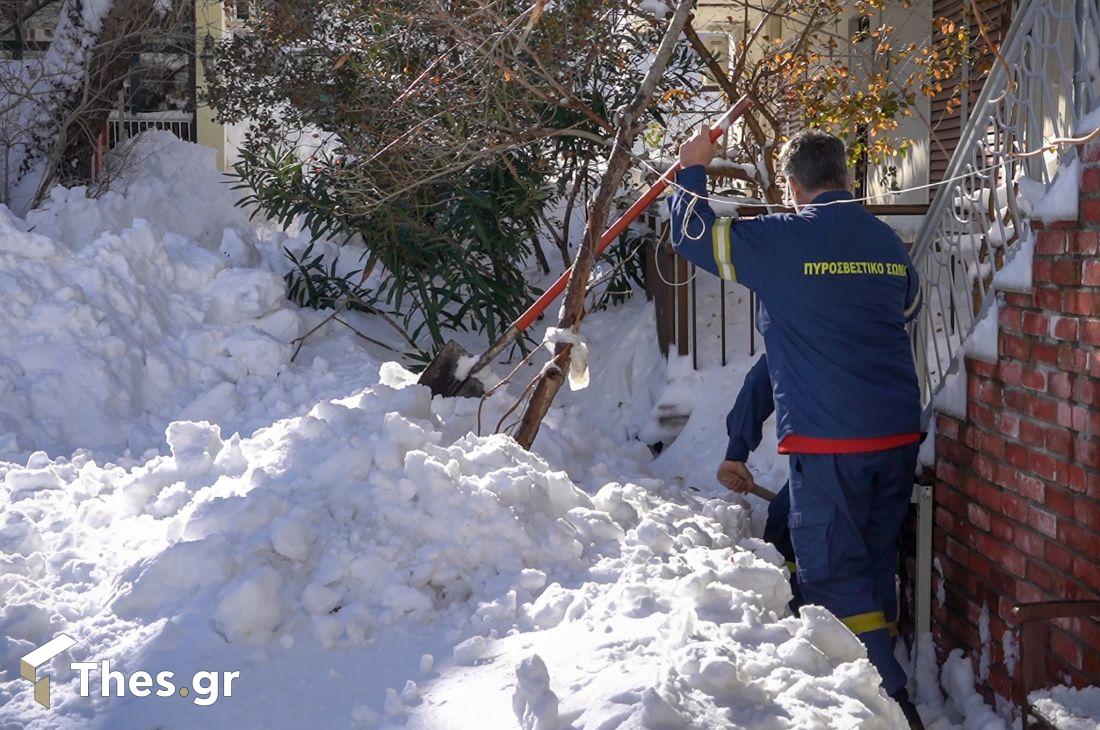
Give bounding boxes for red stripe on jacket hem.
[778,432,921,455]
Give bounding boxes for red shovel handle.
[514,95,755,332]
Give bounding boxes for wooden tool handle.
[749,484,777,502]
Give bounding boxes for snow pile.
[0,362,908,729]
[0,375,619,724]
[0,133,373,461]
[408,475,906,729]
[934,650,1006,729]
[1,377,612,653]
[1030,686,1100,730]
[1018,158,1081,222]
[31,133,254,250]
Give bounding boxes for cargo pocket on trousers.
[788,502,835,584]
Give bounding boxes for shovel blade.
[418,340,486,398]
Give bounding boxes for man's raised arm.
[666,125,779,291]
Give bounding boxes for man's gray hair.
[779,130,849,191]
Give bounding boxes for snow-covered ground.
[0,136,1014,728]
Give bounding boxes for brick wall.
[924,139,1100,704]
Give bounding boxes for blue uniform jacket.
[670,165,922,448]
[726,355,773,462]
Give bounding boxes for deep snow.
[0,135,1015,729]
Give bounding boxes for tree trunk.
[526,218,551,275]
[11,1,25,60]
[514,0,697,450]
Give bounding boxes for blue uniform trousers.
[787,444,918,694]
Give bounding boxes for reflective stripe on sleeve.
[841,610,888,635]
[887,620,898,638]
[904,286,923,318]
[785,561,797,573]
[712,217,736,281]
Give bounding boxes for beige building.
[691,0,937,206]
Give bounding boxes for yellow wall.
[195,0,227,171]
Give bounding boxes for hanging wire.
[650,137,1088,213]
[650,223,699,288]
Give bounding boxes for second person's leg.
[764,482,801,609]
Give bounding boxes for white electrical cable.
[651,123,1100,211]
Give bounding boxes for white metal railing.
[107,111,195,147]
[911,0,1100,424]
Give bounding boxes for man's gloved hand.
[717,459,755,494]
[679,123,717,169]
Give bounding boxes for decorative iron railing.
[911,0,1100,424]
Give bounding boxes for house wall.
[695,1,933,202]
[924,139,1100,705]
[866,0,933,205]
[927,0,1015,184]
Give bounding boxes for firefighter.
[670,127,923,727]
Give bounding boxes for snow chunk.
[796,604,867,664]
[964,300,1001,363]
[0,135,336,460]
[993,231,1035,293]
[934,359,968,421]
[204,268,287,325]
[1031,158,1081,222]
[1077,105,1100,135]
[166,420,224,475]
[638,0,672,19]
[213,566,284,643]
[270,513,313,562]
[419,654,434,675]
[512,655,562,730]
[453,636,489,666]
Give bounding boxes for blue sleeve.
[666,165,777,291]
[904,257,922,323]
[724,355,774,461]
